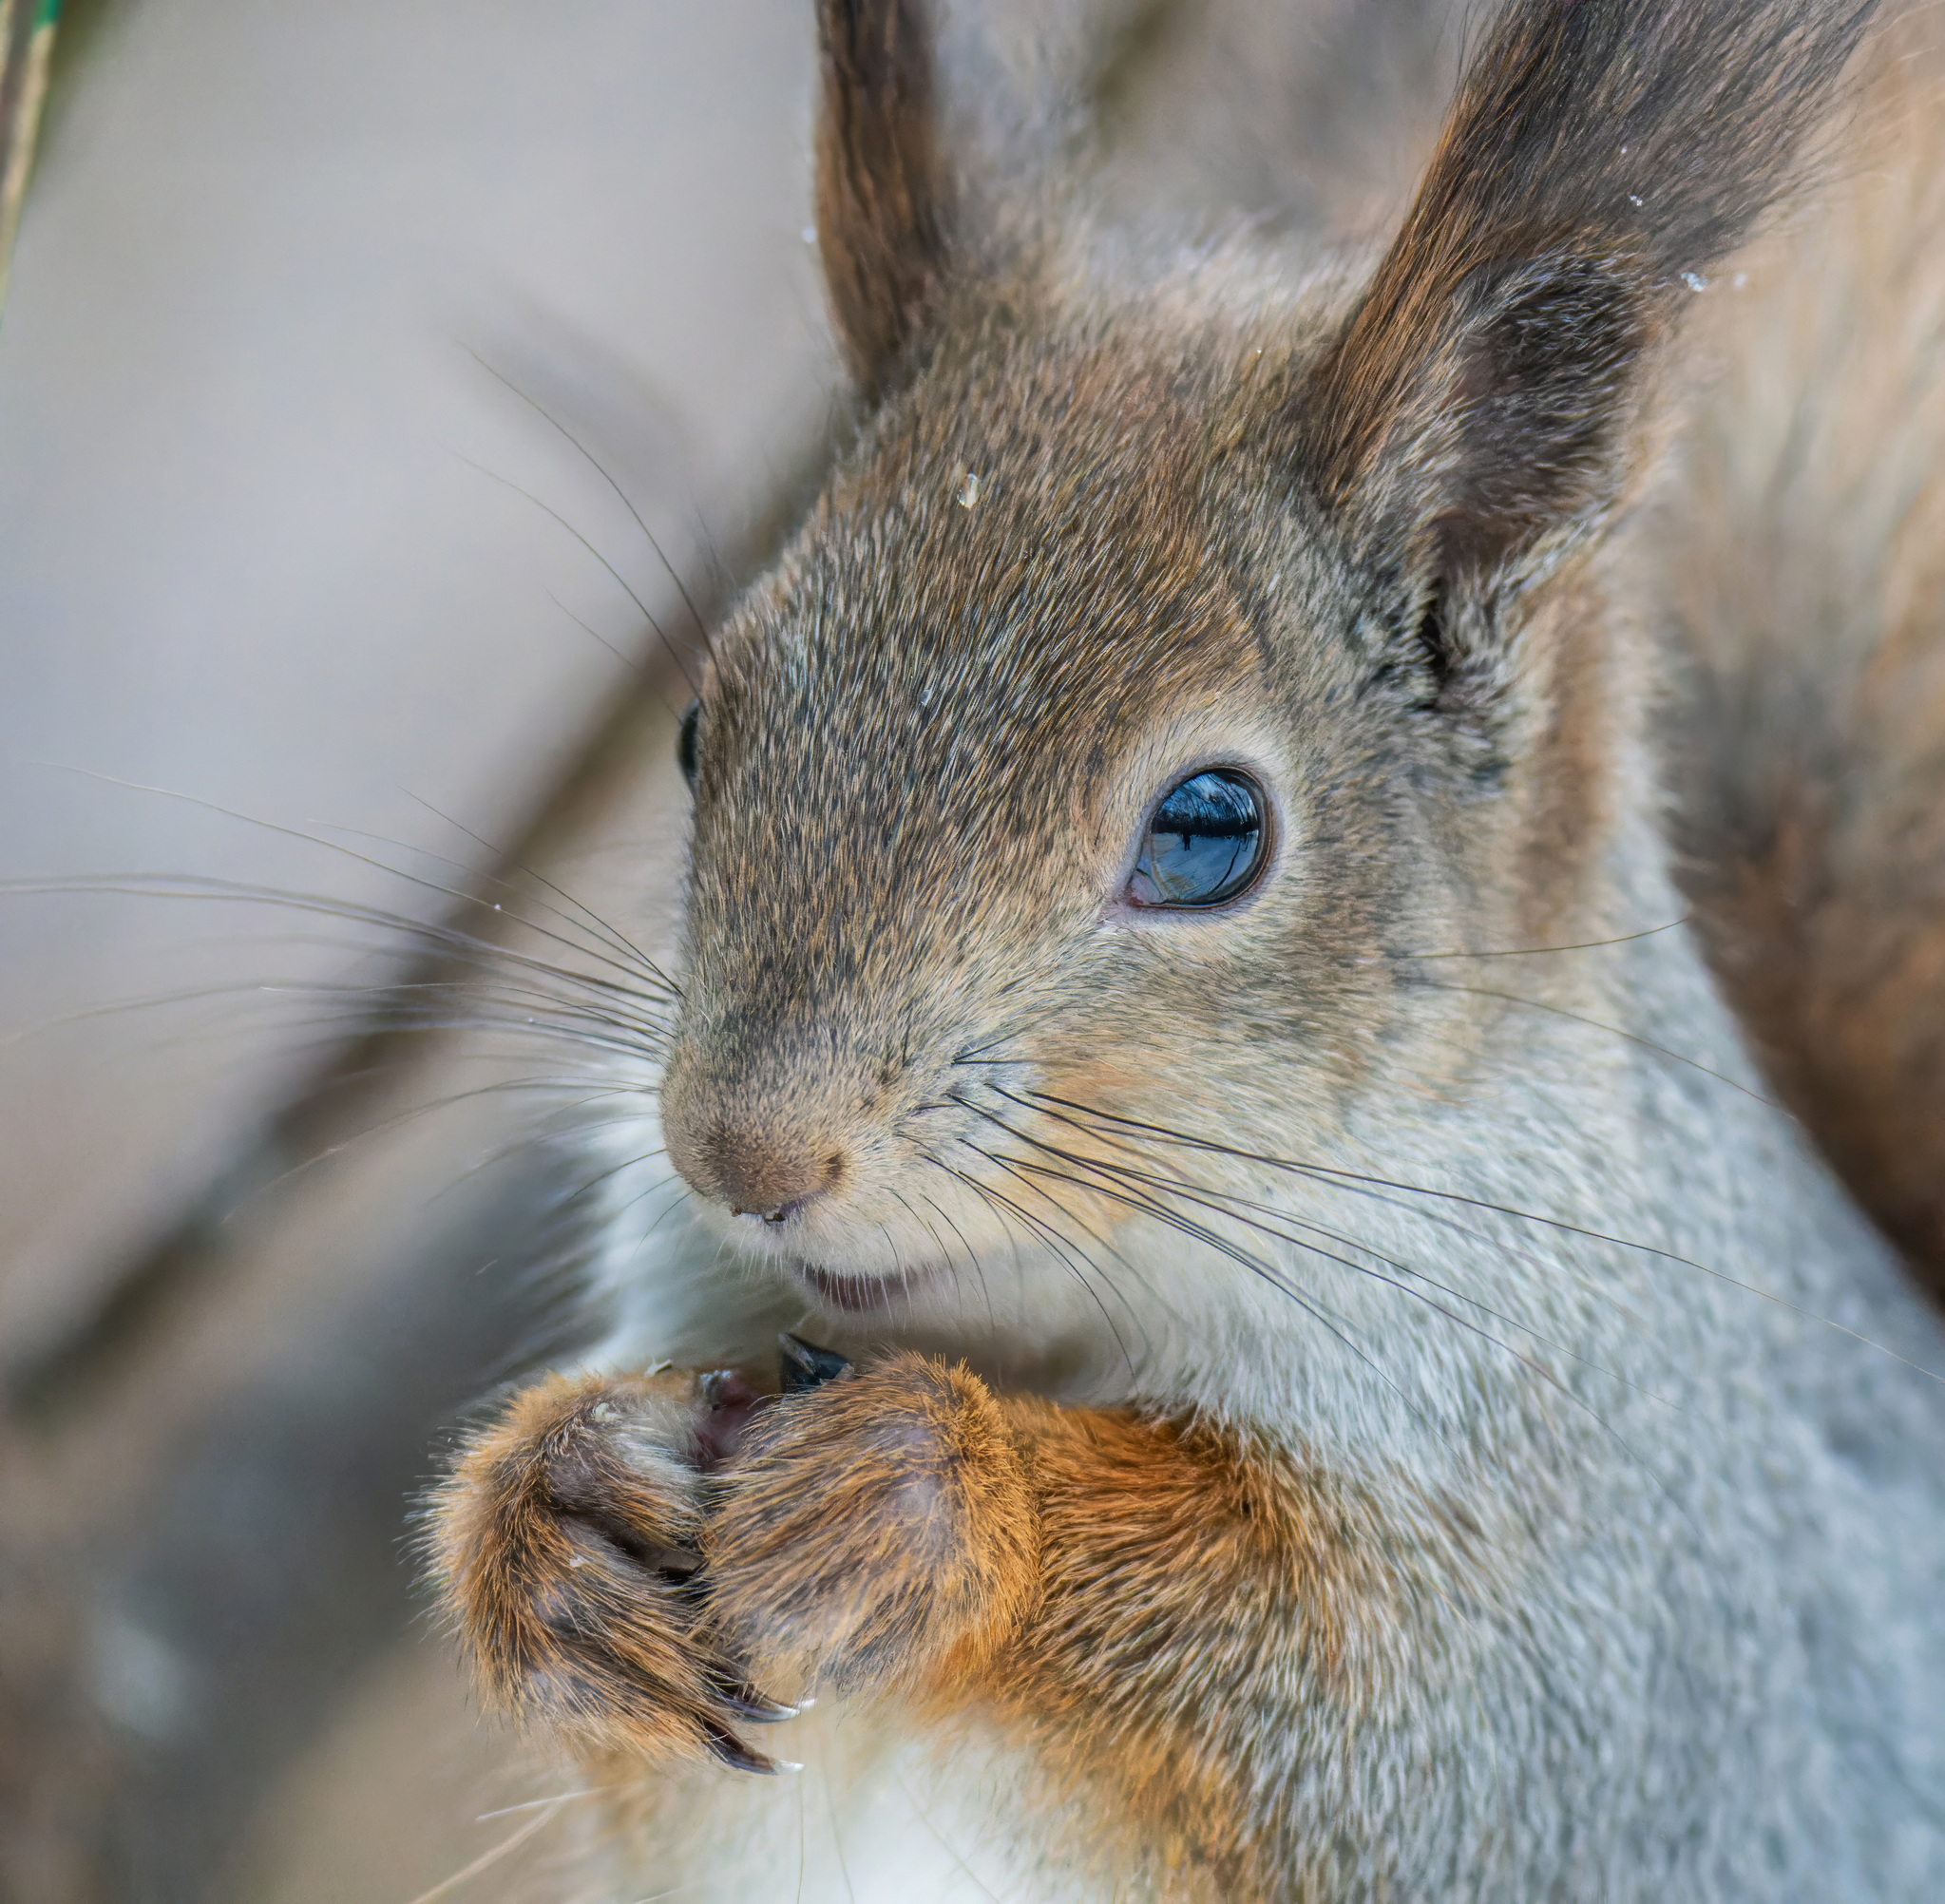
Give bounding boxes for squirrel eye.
[677,700,700,789]
[1126,770,1268,909]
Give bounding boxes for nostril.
[732,1196,813,1227]
[704,1139,843,1226]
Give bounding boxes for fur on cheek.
[702,1352,1039,1697]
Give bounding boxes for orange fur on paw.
[430,1369,792,1773]
[954,1405,1404,1893]
[705,1352,1038,1697]
[432,1354,1384,1891]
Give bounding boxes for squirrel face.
[654,0,1859,1342]
[657,294,1615,1333]
[438,7,1945,1893]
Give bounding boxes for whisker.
[934,1110,1190,1331]
[2,976,671,1110]
[965,1143,1165,1357]
[958,1093,1635,1419]
[220,1073,656,1213]
[464,345,714,649]
[547,588,654,676]
[394,788,670,981]
[927,1158,1139,1374]
[944,1097,1399,1401]
[1028,1091,1945,1385]
[251,1002,664,1066]
[823,1754,858,1904]
[887,1767,1004,1902]
[944,1153,1141,1364]
[877,1221,913,1305]
[978,1146,1440,1440]
[1017,1142,1678,1448]
[559,1147,672,1208]
[1393,917,1691,960]
[75,922,678,1044]
[983,1126,1670,1490]
[944,1162,1035,1291]
[0,872,676,1013]
[334,968,672,1036]
[614,1171,692,1228]
[452,451,697,692]
[402,1793,569,1904]
[982,1085,1680,1410]
[1410,979,1774,1107]
[27,765,683,998]
[475,1783,618,1821]
[888,1186,995,1332]
[342,790,669,981]
[438,1097,664,1189]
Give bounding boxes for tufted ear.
[814,0,951,400]
[1291,0,1876,657]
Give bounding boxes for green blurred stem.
[0,0,59,317]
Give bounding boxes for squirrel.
[429,0,1945,1895]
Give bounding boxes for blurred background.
[0,4,833,1895]
[0,2,1455,1897]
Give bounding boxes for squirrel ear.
[814,0,950,400]
[1294,0,1876,598]
[1315,251,1650,593]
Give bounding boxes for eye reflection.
[1126,769,1268,909]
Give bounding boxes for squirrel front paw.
[707,1348,1039,1699]
[430,1363,794,1772]
[431,1343,1038,1774]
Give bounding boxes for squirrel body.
[431,2,1945,1895]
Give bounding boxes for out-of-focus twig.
[0,420,832,1903]
[0,0,58,315]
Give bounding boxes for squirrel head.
[656,0,1875,1344]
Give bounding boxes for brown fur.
[960,1399,1439,1895]
[1305,0,1872,570]
[437,1354,1447,1891]
[430,1371,767,1769]
[814,0,950,397]
[1667,6,1945,1287]
[706,1354,1039,1695]
[427,1,1945,1893]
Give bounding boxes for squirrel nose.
[696,1130,843,1227]
[735,1200,811,1227]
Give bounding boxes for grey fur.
[483,2,1945,1894]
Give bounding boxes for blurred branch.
[0,0,58,314]
[0,416,831,1902]
[3,416,826,1426]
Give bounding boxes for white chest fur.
[588,1704,1112,1903]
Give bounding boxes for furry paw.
[431,1366,796,1772]
[432,1347,1039,1769]
[705,1350,1039,1698]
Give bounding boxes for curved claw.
[779,1333,852,1393]
[701,1716,780,1775]
[646,1542,704,1580]
[715,1682,801,1723]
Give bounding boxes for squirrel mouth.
[788,1262,938,1313]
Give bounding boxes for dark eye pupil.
[1127,770,1267,908]
[677,701,700,788]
